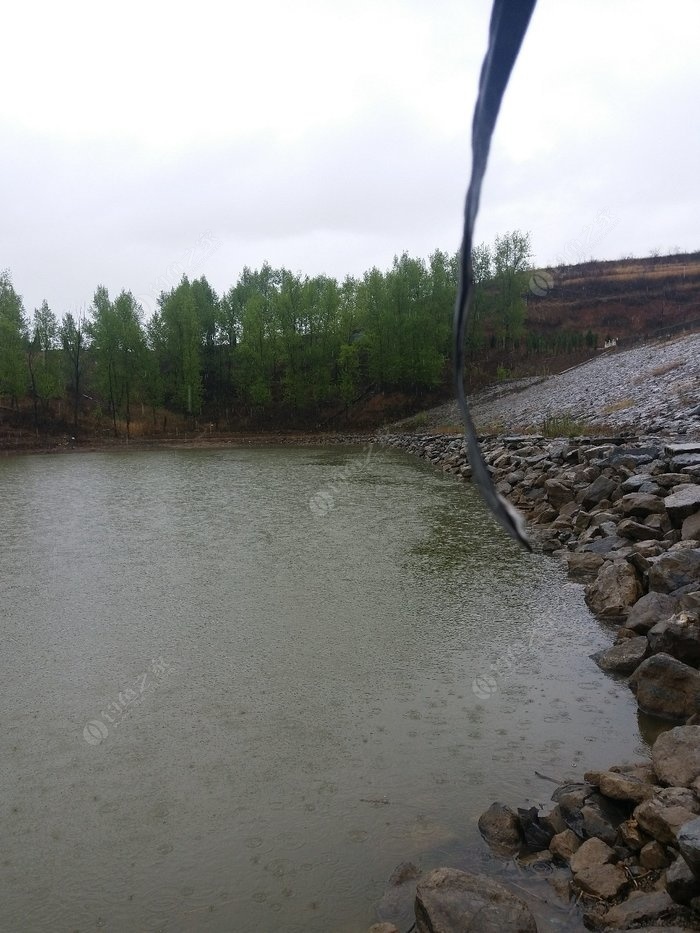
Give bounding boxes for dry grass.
[601,397,634,415]
[650,359,685,377]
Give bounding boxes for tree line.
[1,231,550,433]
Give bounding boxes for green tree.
[59,312,88,430]
[0,271,28,408]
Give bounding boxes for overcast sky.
[2,0,698,318]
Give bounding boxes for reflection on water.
[0,446,647,932]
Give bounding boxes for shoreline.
[371,430,700,931]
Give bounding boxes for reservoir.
[0,445,647,932]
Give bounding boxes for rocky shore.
[368,429,700,931]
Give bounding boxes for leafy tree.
[59,312,88,430]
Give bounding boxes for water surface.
[0,445,647,932]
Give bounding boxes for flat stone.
[653,726,700,788]
[598,769,656,802]
[618,517,662,540]
[602,889,674,928]
[629,653,700,720]
[573,862,627,899]
[594,637,648,675]
[414,868,537,933]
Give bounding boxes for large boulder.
[625,591,678,634]
[666,855,700,904]
[601,890,674,929]
[647,614,700,666]
[665,485,700,528]
[629,653,700,720]
[585,560,643,618]
[652,726,700,788]
[414,868,537,933]
[647,548,700,593]
[682,510,700,541]
[567,551,604,582]
[477,803,522,854]
[598,770,656,803]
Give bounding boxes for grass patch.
[601,397,634,415]
[540,414,591,437]
[650,359,685,377]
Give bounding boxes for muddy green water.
[0,446,648,932]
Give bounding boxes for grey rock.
[682,511,700,541]
[652,726,700,788]
[618,517,662,540]
[665,485,700,527]
[629,653,700,721]
[648,548,700,593]
[581,475,618,508]
[648,614,700,666]
[678,816,700,878]
[626,591,678,634]
[667,854,700,904]
[414,868,537,933]
[594,637,648,675]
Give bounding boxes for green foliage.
[0,271,28,405]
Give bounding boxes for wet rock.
[369,924,400,933]
[652,726,700,789]
[477,803,522,854]
[629,653,700,720]
[626,591,678,634]
[414,868,537,933]
[665,486,700,527]
[648,548,700,593]
[566,551,604,582]
[601,889,674,928]
[634,794,699,844]
[648,615,700,666]
[585,560,643,618]
[580,794,628,845]
[598,769,656,802]
[549,829,581,862]
[667,855,700,904]
[594,637,649,675]
[516,806,555,851]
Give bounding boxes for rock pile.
[371,431,700,930]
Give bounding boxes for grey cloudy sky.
[2,0,698,318]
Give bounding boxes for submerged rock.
[414,868,537,933]
[477,803,522,854]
